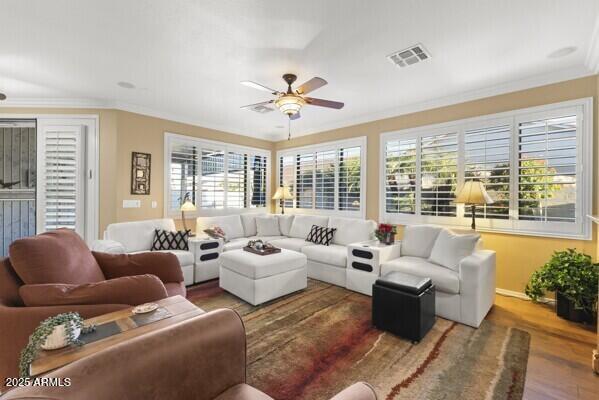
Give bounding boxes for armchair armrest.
[93,251,184,283]
[458,250,496,327]
[329,382,377,400]
[18,275,168,307]
[90,239,126,254]
[1,309,246,400]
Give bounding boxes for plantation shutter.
[296,153,314,209]
[170,142,198,211]
[250,155,267,208]
[384,138,417,214]
[279,155,295,208]
[420,132,458,217]
[38,125,85,234]
[227,151,247,208]
[315,150,336,210]
[464,124,511,219]
[517,114,577,222]
[200,148,225,209]
[338,146,362,211]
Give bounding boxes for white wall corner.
[585,14,599,73]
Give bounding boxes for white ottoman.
[219,248,308,306]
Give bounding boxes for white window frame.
[276,136,367,218]
[164,132,271,217]
[379,98,593,240]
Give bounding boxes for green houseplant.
[19,312,95,377]
[525,249,598,324]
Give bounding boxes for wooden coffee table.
[30,295,203,376]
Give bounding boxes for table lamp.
[272,186,294,214]
[455,180,494,230]
[180,196,197,234]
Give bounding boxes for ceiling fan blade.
[295,77,327,95]
[289,112,301,120]
[304,97,344,109]
[240,81,280,94]
[240,100,274,109]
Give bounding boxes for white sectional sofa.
[380,225,496,328]
[196,213,377,287]
[91,219,195,285]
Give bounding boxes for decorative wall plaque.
[131,152,151,195]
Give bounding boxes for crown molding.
[0,65,594,142]
[285,65,594,140]
[586,14,599,73]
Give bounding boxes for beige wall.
[273,75,599,294]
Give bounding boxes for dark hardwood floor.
[488,295,598,399]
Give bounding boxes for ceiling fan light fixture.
[275,95,305,115]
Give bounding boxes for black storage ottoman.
[372,271,436,342]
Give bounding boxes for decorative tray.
[243,246,281,256]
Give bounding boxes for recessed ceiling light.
[117,81,136,89]
[547,46,577,59]
[0,92,6,100]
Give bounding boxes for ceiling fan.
[240,74,344,120]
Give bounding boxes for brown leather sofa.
[0,229,186,385]
[0,309,377,400]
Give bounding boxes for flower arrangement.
[19,312,95,378]
[375,223,397,245]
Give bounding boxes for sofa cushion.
[288,215,329,239]
[401,225,443,258]
[306,225,336,246]
[19,275,168,307]
[220,249,307,279]
[163,282,186,297]
[301,244,347,267]
[10,229,105,285]
[248,235,286,242]
[380,256,460,294]
[223,238,248,251]
[277,215,295,236]
[106,219,176,253]
[328,217,376,246]
[256,216,281,237]
[132,249,193,267]
[196,215,245,240]
[240,214,259,237]
[429,229,480,271]
[268,237,314,252]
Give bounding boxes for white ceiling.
[1,0,598,141]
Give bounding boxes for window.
[165,133,269,215]
[277,137,366,217]
[380,98,592,239]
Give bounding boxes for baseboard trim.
[496,288,555,304]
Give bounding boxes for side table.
[346,240,401,296]
[189,236,224,283]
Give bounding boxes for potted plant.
[19,312,95,377]
[525,249,598,324]
[375,223,397,245]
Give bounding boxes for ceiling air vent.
[387,44,431,68]
[251,105,274,113]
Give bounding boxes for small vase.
[41,322,81,350]
[382,232,394,245]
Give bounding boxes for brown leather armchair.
[0,229,186,385]
[1,309,377,400]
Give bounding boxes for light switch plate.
[123,200,141,208]
[151,201,158,209]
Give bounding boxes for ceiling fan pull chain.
[288,118,291,141]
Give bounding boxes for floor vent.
[387,44,431,68]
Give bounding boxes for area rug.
[187,279,530,400]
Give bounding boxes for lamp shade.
[455,181,494,205]
[272,186,294,200]
[180,199,197,212]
